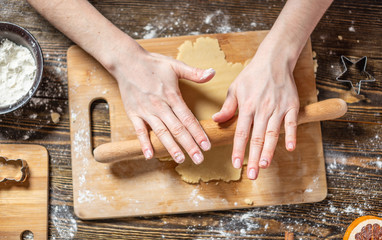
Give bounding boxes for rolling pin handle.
[94,98,347,164]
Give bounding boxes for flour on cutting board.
[189,188,204,207]
[77,189,112,204]
[70,87,115,207]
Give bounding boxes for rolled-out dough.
[173,37,251,183]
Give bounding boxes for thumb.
[212,90,238,122]
[172,61,215,83]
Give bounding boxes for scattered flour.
[140,10,263,39]
[344,205,364,215]
[189,187,204,207]
[0,39,36,107]
[304,188,313,193]
[329,205,337,213]
[51,205,77,240]
[77,189,110,204]
[29,113,38,119]
[186,210,264,238]
[375,160,382,168]
[204,10,232,33]
[142,23,158,39]
[250,22,257,28]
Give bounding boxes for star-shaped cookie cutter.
[336,56,375,95]
[0,156,29,183]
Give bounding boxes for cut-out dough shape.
[172,37,250,183]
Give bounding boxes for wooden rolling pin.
[94,98,347,163]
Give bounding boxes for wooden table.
[1,0,381,239]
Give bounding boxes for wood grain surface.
[1,0,381,239]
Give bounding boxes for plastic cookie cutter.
[0,156,29,183]
[336,55,375,95]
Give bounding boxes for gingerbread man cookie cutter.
[0,156,29,183]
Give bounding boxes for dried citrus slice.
[344,216,382,240]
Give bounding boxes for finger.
[145,116,185,164]
[231,112,253,170]
[172,60,215,83]
[171,100,211,152]
[161,106,205,165]
[259,113,283,169]
[212,89,238,123]
[130,116,153,160]
[247,113,269,180]
[284,107,299,152]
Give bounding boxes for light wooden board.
[68,31,326,220]
[0,144,48,239]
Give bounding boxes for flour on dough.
[173,37,250,183]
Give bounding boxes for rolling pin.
[94,98,347,163]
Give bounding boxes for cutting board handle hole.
[20,230,34,240]
[91,99,111,151]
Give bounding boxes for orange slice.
[344,216,382,240]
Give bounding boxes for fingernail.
[233,158,241,169]
[201,141,211,151]
[200,68,216,81]
[193,152,204,164]
[287,142,294,151]
[259,158,268,168]
[212,112,220,120]
[144,149,153,159]
[248,169,256,180]
[174,152,185,163]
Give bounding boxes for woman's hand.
[213,41,300,180]
[111,46,215,164]
[25,0,216,165]
[211,0,333,180]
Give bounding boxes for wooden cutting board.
[68,31,326,220]
[0,144,48,239]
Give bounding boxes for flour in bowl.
[0,39,36,107]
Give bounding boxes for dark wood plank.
[1,0,382,239]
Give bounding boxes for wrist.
[98,32,146,77]
[255,30,305,70]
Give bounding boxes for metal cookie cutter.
[0,156,29,183]
[336,56,375,95]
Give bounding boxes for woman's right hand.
[108,43,215,164]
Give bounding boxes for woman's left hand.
[213,41,300,180]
